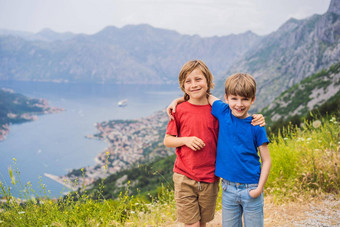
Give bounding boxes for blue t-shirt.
[212,100,269,184]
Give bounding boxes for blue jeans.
[221,179,264,227]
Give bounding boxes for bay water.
[0,81,180,198]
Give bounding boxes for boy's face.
[225,94,255,119]
[184,68,208,104]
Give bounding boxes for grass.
[0,115,339,226]
[265,115,339,201]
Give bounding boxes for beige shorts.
[173,172,219,224]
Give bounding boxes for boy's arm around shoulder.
[251,114,266,127]
[166,97,185,120]
[208,95,220,106]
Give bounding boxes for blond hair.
[225,73,256,99]
[178,60,214,101]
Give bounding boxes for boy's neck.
[188,97,209,105]
[231,112,250,119]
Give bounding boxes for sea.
[0,81,181,198]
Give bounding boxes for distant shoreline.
[0,105,64,142]
[0,124,10,141]
[44,173,77,191]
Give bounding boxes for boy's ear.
[224,94,229,103]
[251,96,256,104]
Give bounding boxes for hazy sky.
[0,0,331,37]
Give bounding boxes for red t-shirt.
[166,101,219,183]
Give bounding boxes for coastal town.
[45,110,174,190]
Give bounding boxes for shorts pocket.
[221,179,228,191]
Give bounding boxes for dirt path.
[205,194,340,227]
[170,194,339,226]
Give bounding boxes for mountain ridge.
[0,25,261,84]
[217,1,340,111]
[261,61,340,125]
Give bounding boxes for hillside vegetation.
[87,154,176,200]
[262,62,340,135]
[1,114,338,226]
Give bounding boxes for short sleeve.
[165,113,179,136]
[211,100,228,118]
[255,126,270,147]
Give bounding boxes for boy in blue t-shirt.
[208,73,271,227]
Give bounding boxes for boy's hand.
[167,100,178,120]
[167,97,185,120]
[183,136,205,151]
[208,95,219,106]
[251,114,266,127]
[248,187,262,198]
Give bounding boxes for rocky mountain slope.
[261,61,340,124]
[219,0,340,111]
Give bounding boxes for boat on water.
[117,99,128,107]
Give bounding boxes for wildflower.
[284,138,288,140]
[18,211,25,214]
[12,158,16,162]
[312,120,321,128]
[31,195,37,204]
[8,167,15,185]
[307,138,312,141]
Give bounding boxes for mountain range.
[0,25,260,84]
[0,0,339,112]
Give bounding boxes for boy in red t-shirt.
[164,60,219,226]
[164,60,265,227]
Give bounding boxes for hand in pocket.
[249,187,262,199]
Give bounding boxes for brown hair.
[224,73,256,99]
[178,60,214,101]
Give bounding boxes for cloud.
[0,0,330,37]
